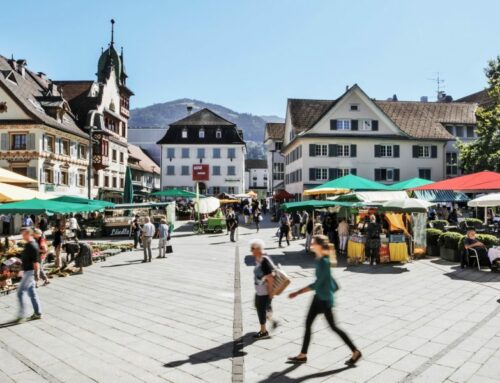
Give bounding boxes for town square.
[1,1,500,382]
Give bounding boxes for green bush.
[458,234,500,250]
[438,232,465,249]
[430,220,448,230]
[426,228,444,246]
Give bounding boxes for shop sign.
[193,164,209,181]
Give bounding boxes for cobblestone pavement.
[1,217,500,383]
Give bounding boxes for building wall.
[246,168,268,190]
[264,138,285,193]
[160,144,245,194]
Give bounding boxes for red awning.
[274,189,294,201]
[413,171,500,192]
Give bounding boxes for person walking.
[33,229,50,286]
[227,209,239,242]
[337,218,349,257]
[253,207,262,233]
[251,239,277,339]
[141,217,155,263]
[16,228,43,323]
[68,214,80,239]
[23,215,34,228]
[301,210,309,239]
[130,215,142,249]
[52,225,64,269]
[291,211,301,240]
[156,219,169,258]
[305,214,314,253]
[287,235,361,365]
[278,212,291,248]
[365,215,381,266]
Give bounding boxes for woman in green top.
[288,235,361,365]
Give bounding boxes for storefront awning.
[412,190,469,202]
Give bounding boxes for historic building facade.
[245,159,268,197]
[157,108,246,195]
[264,122,285,195]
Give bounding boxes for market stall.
[304,174,391,196]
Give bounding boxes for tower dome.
[97,19,122,85]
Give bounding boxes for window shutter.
[330,120,337,130]
[351,120,358,131]
[328,144,337,157]
[0,134,7,150]
[309,168,316,181]
[27,167,36,180]
[309,144,316,157]
[328,168,337,180]
[70,142,77,158]
[431,145,438,158]
[374,169,382,181]
[54,170,59,185]
[372,120,379,131]
[351,168,357,175]
[55,138,60,154]
[374,145,381,157]
[350,144,357,157]
[394,169,400,181]
[412,145,419,158]
[393,145,400,158]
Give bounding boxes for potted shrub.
[458,218,483,232]
[426,228,443,257]
[437,232,464,262]
[429,220,448,231]
[458,233,500,250]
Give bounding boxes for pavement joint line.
[401,300,500,382]
[232,228,244,383]
[0,337,65,383]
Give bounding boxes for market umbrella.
[304,174,391,196]
[247,191,257,198]
[0,182,54,202]
[413,170,500,192]
[0,168,37,185]
[381,198,435,213]
[123,166,134,204]
[151,188,202,198]
[273,189,294,201]
[0,198,103,215]
[388,178,434,190]
[281,199,364,213]
[467,193,500,207]
[194,197,221,214]
[53,195,115,208]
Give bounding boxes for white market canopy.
[195,197,221,214]
[0,182,54,203]
[328,191,408,204]
[468,193,500,207]
[0,168,37,185]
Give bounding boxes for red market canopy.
[413,171,500,193]
[273,189,294,201]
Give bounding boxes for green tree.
[459,56,500,172]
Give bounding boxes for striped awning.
[412,190,469,202]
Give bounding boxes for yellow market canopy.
[0,168,37,185]
[0,183,54,203]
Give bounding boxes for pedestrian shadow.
[443,269,500,283]
[258,364,352,382]
[163,332,257,368]
[243,250,316,269]
[344,264,409,274]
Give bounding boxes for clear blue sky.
[3,0,500,116]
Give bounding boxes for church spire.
[110,19,115,47]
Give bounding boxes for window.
[213,166,221,176]
[419,168,432,180]
[360,120,372,131]
[336,120,351,130]
[104,176,109,187]
[446,152,458,176]
[376,168,399,182]
[11,167,28,176]
[79,144,87,159]
[445,126,454,135]
[181,166,189,175]
[112,149,117,162]
[455,126,464,137]
[227,166,236,176]
[315,144,328,157]
[167,148,175,158]
[216,129,222,139]
[119,152,124,164]
[93,173,99,187]
[43,168,53,184]
[166,166,175,176]
[350,104,359,111]
[120,178,124,188]
[227,187,235,194]
[466,126,475,138]
[199,128,205,139]
[315,168,328,181]
[338,168,351,177]
[44,135,55,152]
[228,148,236,159]
[181,148,189,158]
[60,139,69,156]
[182,128,188,138]
[380,145,393,157]
[213,148,221,158]
[112,177,117,188]
[197,148,205,158]
[212,186,220,195]
[60,171,68,185]
[275,142,283,151]
[418,146,431,158]
[78,173,86,187]
[11,133,26,150]
[253,182,257,187]
[337,145,350,157]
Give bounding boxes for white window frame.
[338,168,351,177]
[338,144,350,157]
[216,129,222,139]
[418,168,432,180]
[181,128,188,139]
[336,120,351,130]
[315,168,328,181]
[360,119,372,131]
[315,144,328,157]
[418,145,431,158]
[199,128,205,139]
[380,144,393,157]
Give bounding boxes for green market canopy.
[0,198,104,215]
[281,199,364,213]
[304,174,391,196]
[388,178,434,190]
[53,195,115,208]
[151,188,203,199]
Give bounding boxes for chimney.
[186,104,193,115]
[238,129,244,140]
[392,94,398,101]
[37,72,47,80]
[8,57,17,71]
[15,59,27,78]
[345,85,349,92]
[420,96,428,102]
[437,91,446,102]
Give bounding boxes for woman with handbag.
[250,239,277,340]
[288,235,361,365]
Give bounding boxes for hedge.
[437,232,465,249]
[458,234,500,250]
[426,228,444,247]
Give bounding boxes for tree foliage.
[459,56,500,172]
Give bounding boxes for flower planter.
[440,247,460,262]
[427,244,440,257]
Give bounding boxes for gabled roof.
[288,98,336,133]
[245,159,267,169]
[170,108,235,126]
[456,89,492,107]
[127,143,160,174]
[265,122,285,141]
[0,55,87,138]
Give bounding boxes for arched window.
[216,129,222,139]
[182,128,188,138]
[199,128,205,139]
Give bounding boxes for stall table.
[347,236,365,264]
[389,242,409,262]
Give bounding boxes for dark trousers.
[279,226,290,246]
[255,294,272,325]
[462,247,492,268]
[230,227,237,242]
[366,245,379,265]
[301,296,356,354]
[133,231,141,248]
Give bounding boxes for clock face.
[0,101,7,113]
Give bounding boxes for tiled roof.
[245,159,267,169]
[127,143,160,174]
[0,55,87,138]
[288,98,336,132]
[54,81,99,128]
[170,108,235,126]
[456,89,492,107]
[265,122,285,141]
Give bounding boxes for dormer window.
[216,129,222,139]
[5,71,17,85]
[350,104,359,111]
[182,128,188,139]
[199,128,205,139]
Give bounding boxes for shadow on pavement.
[344,264,409,274]
[258,364,352,382]
[243,250,315,269]
[443,269,500,283]
[163,332,257,368]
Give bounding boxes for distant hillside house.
[280,84,477,199]
[157,108,246,195]
[264,122,285,195]
[245,159,268,195]
[127,143,160,200]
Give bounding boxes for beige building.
[280,85,477,198]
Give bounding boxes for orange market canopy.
[0,168,37,185]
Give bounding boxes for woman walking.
[288,235,361,365]
[52,225,64,269]
[253,207,262,232]
[250,239,276,339]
